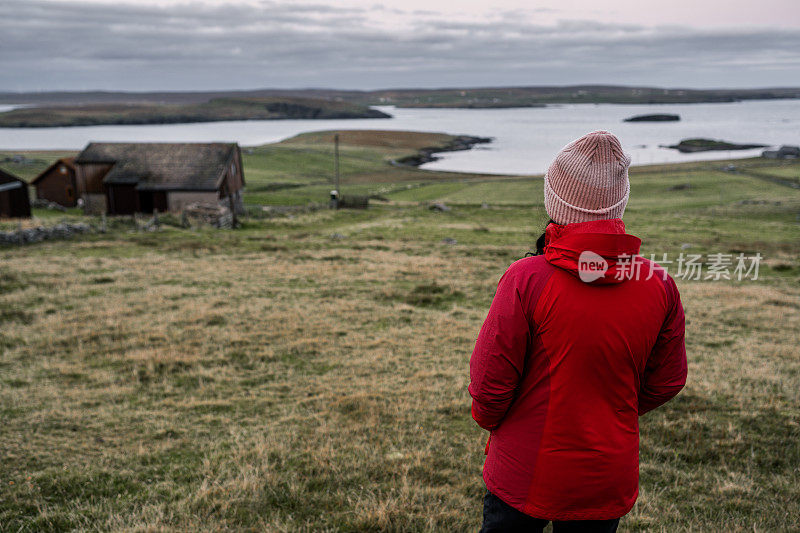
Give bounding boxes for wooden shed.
[31,157,78,207]
[0,168,32,218]
[73,143,245,215]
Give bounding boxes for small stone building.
[73,143,245,215]
[31,157,78,207]
[0,168,31,218]
[762,145,800,160]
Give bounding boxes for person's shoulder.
[637,256,681,299]
[506,255,551,276]
[500,255,556,288]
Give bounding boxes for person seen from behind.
[469,131,688,532]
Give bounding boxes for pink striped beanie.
[544,130,631,225]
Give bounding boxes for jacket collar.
[543,218,642,284]
[544,218,628,246]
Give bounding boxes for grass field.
[1,132,799,531]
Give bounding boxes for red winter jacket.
[468,218,687,520]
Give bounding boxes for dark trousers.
[480,491,620,533]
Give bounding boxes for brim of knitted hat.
[544,172,630,225]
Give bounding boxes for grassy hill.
[360,85,800,107]
[3,85,800,110]
[2,85,797,128]
[238,130,501,205]
[1,131,799,530]
[0,97,390,128]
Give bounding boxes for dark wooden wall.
[138,191,168,213]
[75,163,112,195]
[0,172,31,218]
[34,164,78,207]
[106,184,138,215]
[224,147,245,193]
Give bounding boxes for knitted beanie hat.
[544,130,631,225]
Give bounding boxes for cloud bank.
[1,0,799,91]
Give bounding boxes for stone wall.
[0,222,93,246]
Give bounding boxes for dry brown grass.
[2,147,800,530]
[1,220,798,531]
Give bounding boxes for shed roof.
[31,157,76,185]
[0,168,27,185]
[75,143,238,191]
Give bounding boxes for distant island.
[624,113,680,122]
[665,138,769,153]
[2,84,800,112]
[2,84,799,127]
[0,97,390,128]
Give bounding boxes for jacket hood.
[544,218,641,284]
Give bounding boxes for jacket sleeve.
[639,275,688,415]
[468,268,531,430]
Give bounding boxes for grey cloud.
[0,0,798,91]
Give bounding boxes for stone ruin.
[181,203,234,229]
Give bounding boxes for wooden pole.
[331,133,340,209]
[334,133,340,194]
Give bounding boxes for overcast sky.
[2,0,799,92]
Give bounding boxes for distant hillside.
[2,85,800,110]
[362,86,800,107]
[0,97,390,128]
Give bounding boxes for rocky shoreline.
[392,135,493,167]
